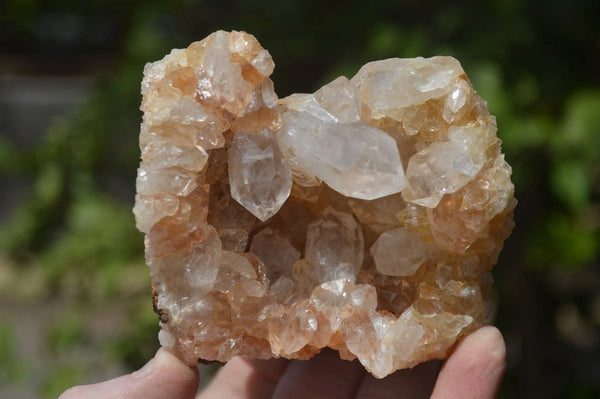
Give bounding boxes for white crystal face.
[310,279,378,331]
[228,129,292,221]
[313,76,361,123]
[305,207,364,284]
[250,228,300,280]
[194,31,255,113]
[402,140,483,208]
[370,227,427,276]
[402,119,498,208]
[351,56,465,120]
[182,226,222,292]
[277,110,406,200]
[214,250,257,293]
[133,193,179,233]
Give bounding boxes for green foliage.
[550,91,600,211]
[107,298,160,369]
[0,322,27,383]
[0,136,20,172]
[40,365,84,399]
[38,194,144,294]
[46,314,86,354]
[551,160,590,210]
[1,0,599,397]
[528,212,599,269]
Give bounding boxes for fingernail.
[132,356,156,378]
[132,348,175,379]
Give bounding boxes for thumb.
[431,326,506,399]
[59,348,199,399]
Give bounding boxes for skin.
[59,325,506,399]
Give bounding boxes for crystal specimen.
[135,30,516,378]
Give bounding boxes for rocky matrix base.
[134,30,516,378]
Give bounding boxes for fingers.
[58,348,199,399]
[354,360,440,399]
[199,357,290,399]
[199,326,504,399]
[430,326,506,399]
[271,349,365,399]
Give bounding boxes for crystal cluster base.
[134,30,516,378]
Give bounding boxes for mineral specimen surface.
[134,30,516,378]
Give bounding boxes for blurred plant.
[40,365,84,399]
[0,322,27,383]
[1,0,599,397]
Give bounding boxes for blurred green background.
[1,0,599,397]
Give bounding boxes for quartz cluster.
[134,30,516,378]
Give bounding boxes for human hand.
[58,348,199,399]
[60,325,505,399]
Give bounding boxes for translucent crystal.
[214,250,257,293]
[228,129,292,221]
[268,302,319,356]
[402,139,484,208]
[341,311,396,378]
[136,30,516,379]
[142,145,208,171]
[305,208,364,284]
[136,166,197,197]
[133,193,179,233]
[310,279,377,330]
[348,193,406,234]
[352,56,464,120]
[370,227,427,276]
[249,228,300,280]
[313,76,361,123]
[183,226,222,292]
[190,31,255,114]
[277,110,406,200]
[217,228,248,253]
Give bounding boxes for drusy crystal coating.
[134,30,516,378]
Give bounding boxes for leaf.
[550,161,590,210]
